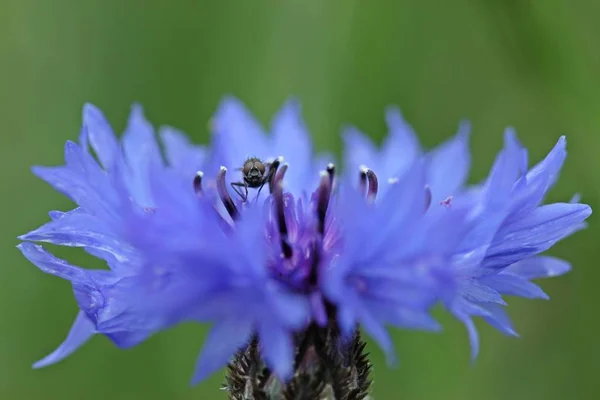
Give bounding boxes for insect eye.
[257,162,266,174]
[242,161,254,176]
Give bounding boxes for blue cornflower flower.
[18,97,590,396]
[440,129,592,358]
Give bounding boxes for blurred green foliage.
[2,1,599,399]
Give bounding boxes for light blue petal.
[83,103,119,169]
[271,99,313,194]
[425,120,471,202]
[159,126,206,177]
[485,203,592,267]
[121,104,163,206]
[210,96,269,174]
[18,242,93,285]
[479,274,549,299]
[526,136,567,190]
[503,256,571,280]
[342,126,378,178]
[479,303,519,337]
[461,314,479,361]
[18,210,138,266]
[502,128,528,175]
[33,311,95,369]
[190,317,254,385]
[381,107,421,179]
[366,300,441,331]
[356,301,397,367]
[258,321,294,380]
[459,280,506,305]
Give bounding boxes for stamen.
[217,167,239,219]
[316,171,332,235]
[326,163,335,184]
[365,169,378,201]
[193,171,204,196]
[272,165,293,259]
[359,165,368,196]
[267,157,283,194]
[424,185,432,211]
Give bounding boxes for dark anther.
[273,166,293,259]
[267,157,283,194]
[326,163,335,184]
[359,166,368,196]
[217,167,239,220]
[365,169,378,201]
[193,171,204,196]
[424,185,432,212]
[316,171,332,235]
[359,166,378,201]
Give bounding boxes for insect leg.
[230,181,248,202]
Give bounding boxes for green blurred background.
[2,1,599,399]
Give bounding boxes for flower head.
[19,98,591,395]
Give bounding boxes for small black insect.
[230,157,280,202]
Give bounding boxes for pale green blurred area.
[1,0,599,399]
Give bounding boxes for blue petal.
[479,303,519,337]
[504,256,571,279]
[461,314,479,361]
[106,330,153,349]
[258,321,295,380]
[121,104,163,206]
[83,103,119,169]
[381,107,421,179]
[191,317,253,385]
[209,96,269,174]
[19,243,176,347]
[366,299,441,331]
[32,141,120,219]
[33,311,95,369]
[506,136,568,222]
[485,203,592,267]
[459,280,506,305]
[425,120,471,202]
[271,99,313,194]
[502,128,528,175]
[342,108,423,195]
[448,300,493,361]
[356,300,397,367]
[159,126,206,177]
[526,136,567,190]
[479,274,549,299]
[342,126,378,177]
[18,242,95,286]
[19,208,139,268]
